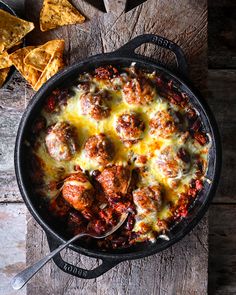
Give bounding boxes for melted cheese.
[33,69,210,242]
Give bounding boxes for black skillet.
[14,34,221,278]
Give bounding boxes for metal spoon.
[11,213,128,290]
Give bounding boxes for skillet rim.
[14,54,222,261]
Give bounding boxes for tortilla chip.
[8,40,23,54]
[0,9,34,52]
[0,67,10,87]
[24,39,65,71]
[0,52,12,69]
[9,47,41,88]
[40,0,85,32]
[34,53,65,91]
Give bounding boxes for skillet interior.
[15,55,221,261]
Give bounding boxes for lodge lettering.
[63,263,88,277]
[151,36,173,50]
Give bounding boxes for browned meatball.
[133,184,162,215]
[84,133,114,165]
[116,113,145,145]
[156,146,191,179]
[80,91,110,120]
[123,77,155,105]
[45,122,77,161]
[96,165,131,198]
[62,172,94,212]
[94,66,119,80]
[149,110,178,138]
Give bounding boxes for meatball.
[45,122,77,161]
[95,66,119,80]
[84,133,114,165]
[96,165,131,198]
[133,184,162,215]
[62,172,94,212]
[116,113,145,145]
[132,185,162,236]
[123,77,155,105]
[149,110,178,138]
[80,91,110,120]
[156,146,191,179]
[44,89,69,113]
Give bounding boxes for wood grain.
[0,72,28,203]
[209,204,236,294]
[208,1,236,69]
[22,0,209,294]
[207,70,236,204]
[1,203,236,295]
[26,213,208,295]
[0,203,26,295]
[104,0,126,15]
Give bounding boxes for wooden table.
[0,0,235,294]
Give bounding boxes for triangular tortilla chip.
[0,9,34,52]
[34,52,65,91]
[0,52,12,69]
[40,0,85,32]
[9,47,41,88]
[0,67,10,87]
[24,40,65,71]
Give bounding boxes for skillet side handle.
[46,235,122,279]
[114,34,188,77]
[52,253,121,279]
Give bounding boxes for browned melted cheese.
[32,66,210,242]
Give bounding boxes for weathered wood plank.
[100,0,208,89]
[0,75,27,203]
[26,213,208,295]
[0,203,26,295]
[209,204,236,294]
[0,172,22,203]
[208,2,236,69]
[209,0,236,6]
[104,0,126,15]
[23,0,208,294]
[207,70,236,204]
[2,203,236,295]
[1,204,235,295]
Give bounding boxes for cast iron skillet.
[14,34,221,279]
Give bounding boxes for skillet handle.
[46,234,122,279]
[114,34,188,77]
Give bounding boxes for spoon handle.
[11,233,86,290]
